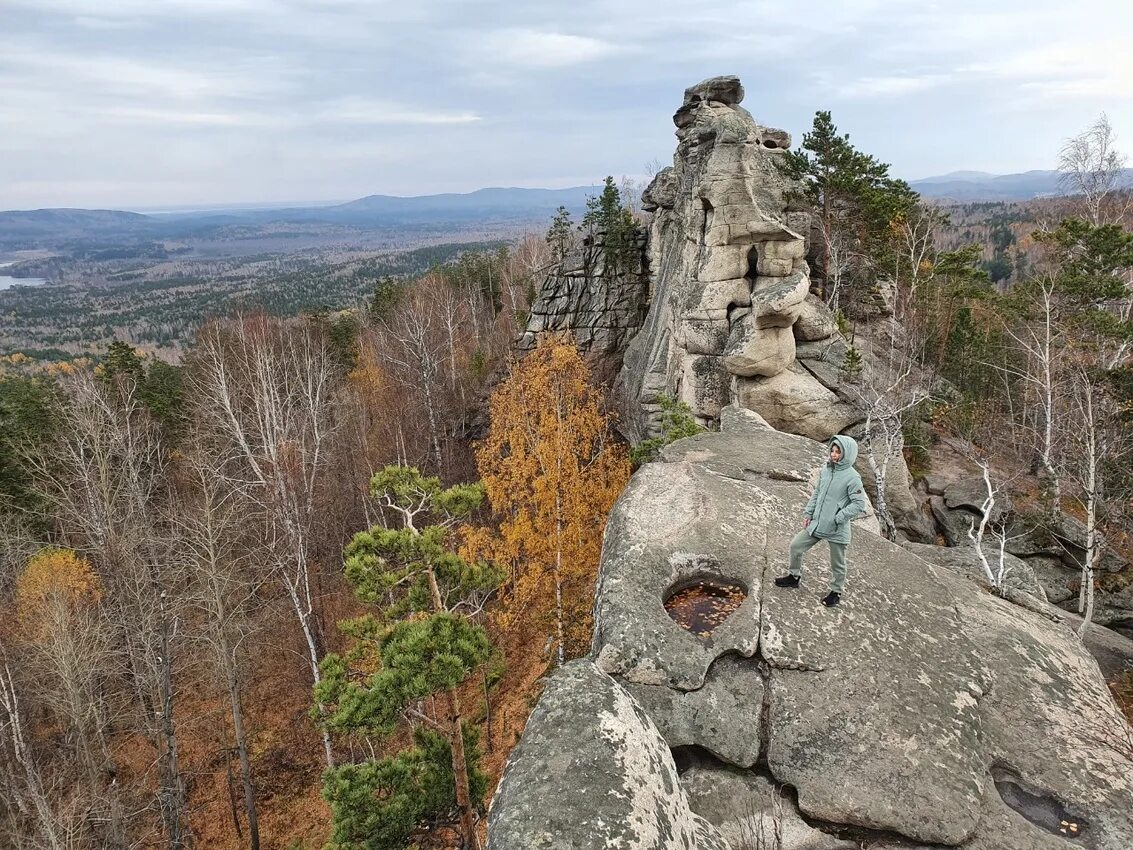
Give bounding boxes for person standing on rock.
[775,435,867,607]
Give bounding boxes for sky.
[2,0,1132,210]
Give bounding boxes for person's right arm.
[802,473,820,528]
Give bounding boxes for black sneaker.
[822,592,841,607]
[774,574,800,588]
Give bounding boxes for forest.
[0,113,1131,850]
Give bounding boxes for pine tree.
[580,177,639,278]
[316,466,500,850]
[546,205,574,263]
[778,111,916,299]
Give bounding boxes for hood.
[829,434,858,470]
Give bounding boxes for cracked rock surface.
[488,406,1133,849]
[486,660,727,850]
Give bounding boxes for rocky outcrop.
[518,227,649,382]
[604,75,929,544]
[922,466,1133,631]
[618,76,829,443]
[489,406,1133,849]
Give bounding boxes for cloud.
[4,0,1133,207]
[97,106,283,127]
[0,45,292,102]
[316,97,481,125]
[835,74,954,99]
[963,40,1133,101]
[476,29,622,69]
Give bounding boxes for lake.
[0,276,47,290]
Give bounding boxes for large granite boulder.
[489,406,1133,850]
[1005,513,1132,629]
[943,475,1013,525]
[486,659,727,850]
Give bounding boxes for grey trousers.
[788,529,849,593]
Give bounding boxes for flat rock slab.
[762,532,991,845]
[595,406,877,691]
[940,571,1133,850]
[486,660,726,850]
[591,458,774,690]
[492,398,1133,850]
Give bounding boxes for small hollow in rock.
[993,768,1088,841]
[664,576,748,636]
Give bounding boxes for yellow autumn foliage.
[470,336,629,659]
[14,547,102,638]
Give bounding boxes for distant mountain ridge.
[910,169,1133,202]
[7,172,1132,249]
[0,186,603,249]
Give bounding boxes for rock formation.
[617,76,844,445]
[487,406,1133,849]
[921,462,1133,635]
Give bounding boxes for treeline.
[0,225,632,850]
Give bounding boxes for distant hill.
[0,186,603,250]
[332,186,600,218]
[910,169,1133,202]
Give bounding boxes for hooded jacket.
[803,435,867,545]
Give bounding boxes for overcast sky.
[2,0,1132,210]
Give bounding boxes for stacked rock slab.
[487,406,1133,850]
[617,75,852,445]
[518,227,650,382]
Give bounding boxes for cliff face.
[487,407,1133,850]
[517,227,649,382]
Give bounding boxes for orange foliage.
[469,336,629,659]
[14,547,102,637]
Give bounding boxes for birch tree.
[470,336,630,664]
[963,460,1012,593]
[175,444,263,849]
[0,655,75,850]
[1058,114,1131,228]
[31,368,187,848]
[997,269,1065,504]
[189,314,340,768]
[1062,367,1130,636]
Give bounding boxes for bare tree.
[964,459,1013,592]
[818,214,855,313]
[30,369,188,848]
[1061,367,1130,636]
[893,202,947,320]
[994,269,1064,505]
[189,315,339,768]
[1059,114,1131,227]
[175,444,263,850]
[847,329,930,541]
[0,654,71,850]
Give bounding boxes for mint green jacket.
[803,435,868,545]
